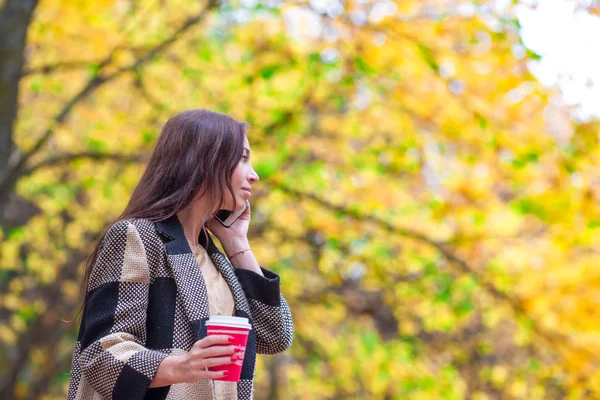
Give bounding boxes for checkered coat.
[67,216,294,400]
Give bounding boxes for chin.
[235,199,247,210]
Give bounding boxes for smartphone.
[214,201,249,228]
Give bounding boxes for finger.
[202,356,234,368]
[201,345,235,359]
[204,219,220,233]
[189,368,229,382]
[200,370,230,381]
[194,335,231,349]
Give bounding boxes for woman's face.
[223,135,259,211]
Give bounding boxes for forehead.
[243,135,250,149]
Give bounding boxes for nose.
[248,167,259,184]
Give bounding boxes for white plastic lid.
[206,316,251,328]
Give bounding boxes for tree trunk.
[0,0,38,184]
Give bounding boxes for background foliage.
[1,0,600,398]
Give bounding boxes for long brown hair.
[75,109,247,318]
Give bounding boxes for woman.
[67,109,294,400]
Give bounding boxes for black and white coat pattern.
[67,216,294,400]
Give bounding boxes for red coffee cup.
[206,316,252,382]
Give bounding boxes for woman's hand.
[206,202,263,275]
[150,335,235,387]
[206,202,251,252]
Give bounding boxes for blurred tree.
[1,0,599,399]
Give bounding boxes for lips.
[242,188,252,197]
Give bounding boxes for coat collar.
[154,214,219,255]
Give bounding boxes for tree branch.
[22,151,150,177]
[133,71,166,113]
[21,59,100,77]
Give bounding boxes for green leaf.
[475,113,488,130]
[197,44,213,61]
[29,77,42,94]
[254,156,281,179]
[361,331,379,352]
[7,227,26,240]
[260,64,280,79]
[510,198,547,221]
[88,62,101,78]
[434,275,453,303]
[417,43,440,72]
[85,137,107,152]
[526,49,542,61]
[354,56,374,74]
[454,299,474,317]
[512,150,539,169]
[142,129,156,145]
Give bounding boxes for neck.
[176,198,212,244]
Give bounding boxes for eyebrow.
[243,147,251,153]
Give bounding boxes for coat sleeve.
[234,267,294,354]
[76,221,168,400]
